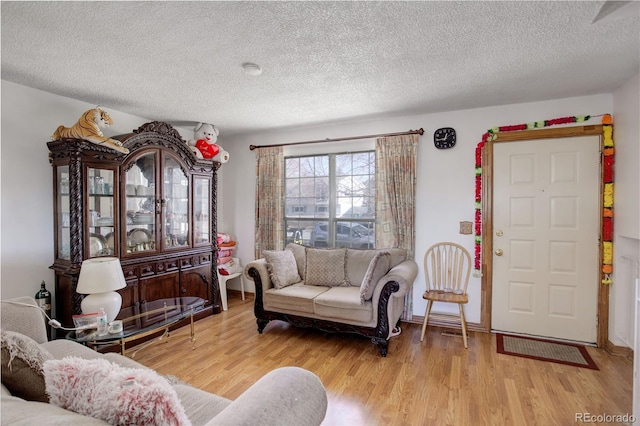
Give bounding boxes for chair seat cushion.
[313,287,372,323]
[313,286,365,310]
[264,283,329,313]
[423,290,468,304]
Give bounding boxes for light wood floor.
[133,292,634,426]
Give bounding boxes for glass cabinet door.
[124,153,157,254]
[56,165,71,260]
[163,156,189,249]
[194,177,211,245]
[87,167,116,258]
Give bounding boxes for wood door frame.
[479,124,608,347]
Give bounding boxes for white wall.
[220,90,640,349]
[612,73,640,240]
[609,73,640,347]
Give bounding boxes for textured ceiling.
[1,1,639,137]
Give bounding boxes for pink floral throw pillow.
[43,356,190,426]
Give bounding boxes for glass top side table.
[67,296,205,357]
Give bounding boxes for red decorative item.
[195,139,220,159]
[472,114,612,277]
[500,124,527,132]
[603,156,614,182]
[603,217,613,241]
[546,116,576,126]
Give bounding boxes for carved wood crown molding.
[47,139,122,162]
[133,121,185,141]
[122,121,220,174]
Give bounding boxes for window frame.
[284,150,375,248]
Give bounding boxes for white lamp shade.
[77,257,127,322]
[77,257,127,294]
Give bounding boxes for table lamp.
[76,257,127,322]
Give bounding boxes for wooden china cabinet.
[48,122,221,334]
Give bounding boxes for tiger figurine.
[52,107,129,154]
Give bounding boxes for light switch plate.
[459,221,473,235]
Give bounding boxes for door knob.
[495,249,503,256]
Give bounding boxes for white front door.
[491,136,600,343]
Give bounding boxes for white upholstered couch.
[245,244,418,357]
[1,297,327,425]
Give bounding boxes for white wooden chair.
[420,242,472,348]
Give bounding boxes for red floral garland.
[473,114,616,278]
[601,115,614,283]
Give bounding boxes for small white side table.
[217,258,245,311]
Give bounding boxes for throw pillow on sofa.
[1,329,52,402]
[305,247,347,287]
[360,251,391,303]
[263,249,302,289]
[44,356,191,426]
[345,248,379,286]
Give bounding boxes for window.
[284,151,375,248]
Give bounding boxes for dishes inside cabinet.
[136,185,154,196]
[105,232,115,252]
[89,233,109,257]
[133,212,154,224]
[97,217,114,226]
[127,228,154,252]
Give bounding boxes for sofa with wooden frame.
[245,243,418,357]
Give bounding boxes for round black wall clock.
[434,127,456,149]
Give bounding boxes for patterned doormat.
[496,333,598,370]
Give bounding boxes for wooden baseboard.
[408,314,634,359]
[406,313,487,333]
[226,289,254,299]
[604,339,634,361]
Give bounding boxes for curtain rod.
[249,128,424,150]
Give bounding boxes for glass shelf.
[194,177,210,245]
[57,165,71,261]
[87,167,115,258]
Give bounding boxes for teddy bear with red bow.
[187,122,229,163]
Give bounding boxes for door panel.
[492,136,600,343]
[116,279,139,320]
[140,271,180,304]
[180,265,212,303]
